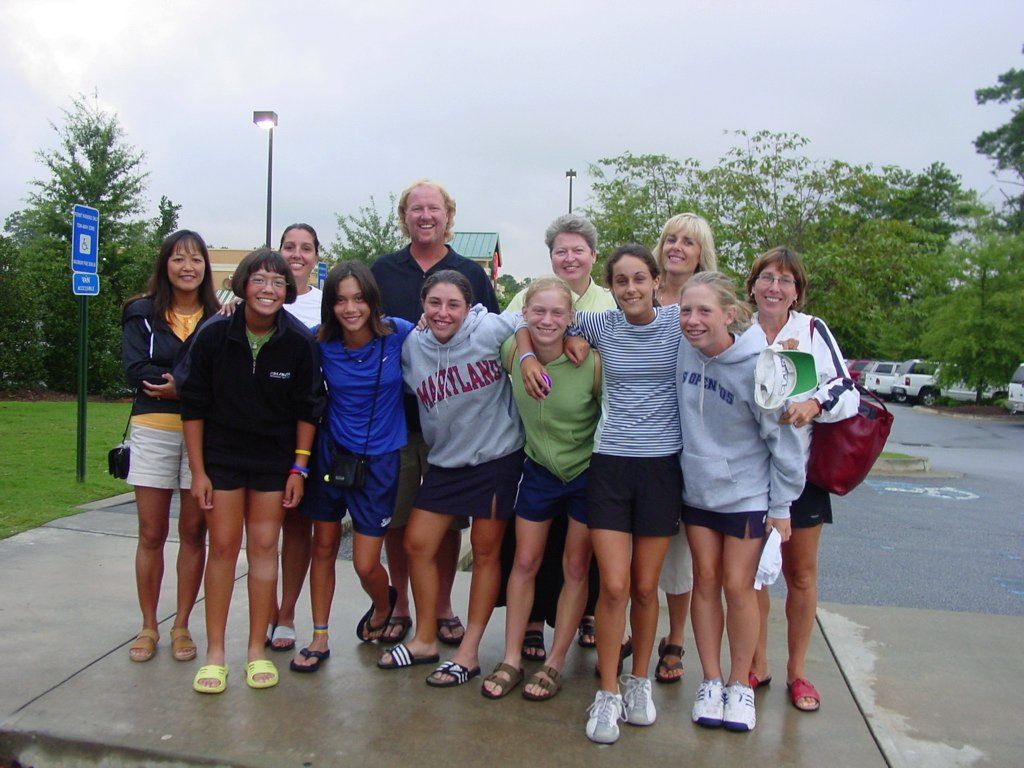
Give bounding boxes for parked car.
[1005,363,1024,414]
[862,361,899,398]
[941,380,1009,402]
[845,359,872,384]
[891,359,940,405]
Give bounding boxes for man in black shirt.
[371,179,499,646]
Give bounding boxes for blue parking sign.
[71,204,99,274]
[318,262,327,288]
[73,273,100,296]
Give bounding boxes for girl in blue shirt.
[290,262,413,672]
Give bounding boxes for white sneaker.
[620,674,656,726]
[723,681,756,732]
[586,690,625,744]
[692,678,725,727]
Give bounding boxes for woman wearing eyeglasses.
[181,249,324,695]
[743,247,859,713]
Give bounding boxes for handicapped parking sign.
[73,273,100,296]
[71,204,99,274]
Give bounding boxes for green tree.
[975,45,1024,232]
[0,233,46,389]
[496,273,530,310]
[921,232,1024,399]
[11,95,155,394]
[326,194,404,266]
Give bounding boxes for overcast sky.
[1,0,1021,277]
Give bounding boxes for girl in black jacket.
[120,229,220,664]
[181,249,324,694]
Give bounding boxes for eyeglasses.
[250,276,287,290]
[756,273,797,288]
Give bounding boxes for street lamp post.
[253,110,278,247]
[565,169,576,213]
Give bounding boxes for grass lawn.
[0,400,133,539]
[880,451,914,459]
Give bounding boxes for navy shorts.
[206,463,287,493]
[586,453,682,537]
[415,449,525,520]
[303,433,400,537]
[682,504,766,540]
[790,482,833,528]
[514,458,589,525]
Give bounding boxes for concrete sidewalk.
[0,499,1018,768]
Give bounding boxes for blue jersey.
[319,317,413,455]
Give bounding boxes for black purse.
[108,411,132,480]
[326,339,383,489]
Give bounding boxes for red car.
[845,359,872,383]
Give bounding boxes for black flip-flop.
[436,616,465,646]
[577,617,596,649]
[356,586,398,642]
[377,643,440,670]
[380,616,412,644]
[521,629,547,661]
[290,647,330,673]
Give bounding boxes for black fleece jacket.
[180,308,325,474]
[121,297,213,417]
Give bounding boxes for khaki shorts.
[658,528,693,594]
[126,423,192,490]
[391,432,467,531]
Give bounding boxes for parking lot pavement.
[1,507,885,768]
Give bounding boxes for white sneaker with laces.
[723,681,756,732]
[692,678,725,727]
[586,689,625,744]
[619,674,656,726]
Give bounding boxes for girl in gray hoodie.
[377,270,525,689]
[677,272,804,735]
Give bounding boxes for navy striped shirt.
[574,305,683,457]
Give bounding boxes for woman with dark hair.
[378,270,524,689]
[744,247,859,713]
[120,229,220,663]
[521,245,684,744]
[267,223,323,653]
[181,249,324,694]
[289,262,413,673]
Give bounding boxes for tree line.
[2,49,1023,397]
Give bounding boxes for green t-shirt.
[503,349,601,483]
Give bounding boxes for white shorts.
[658,529,693,594]
[125,423,192,490]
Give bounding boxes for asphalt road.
[818,405,1024,616]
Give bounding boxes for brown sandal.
[655,637,685,684]
[129,628,159,662]
[481,662,523,699]
[170,627,197,662]
[523,665,562,701]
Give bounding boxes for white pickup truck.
[891,360,940,405]
[862,361,900,399]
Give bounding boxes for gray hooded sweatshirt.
[401,305,525,468]
[677,328,805,520]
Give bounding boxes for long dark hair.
[140,230,220,324]
[317,261,393,343]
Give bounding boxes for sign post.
[71,204,99,483]
[317,262,327,289]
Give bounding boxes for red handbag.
[807,384,893,495]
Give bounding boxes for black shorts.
[205,462,287,493]
[586,453,682,537]
[790,482,833,528]
[682,504,766,540]
[414,449,525,520]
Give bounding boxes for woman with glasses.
[181,249,324,694]
[743,248,859,713]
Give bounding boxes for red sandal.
[787,677,821,712]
